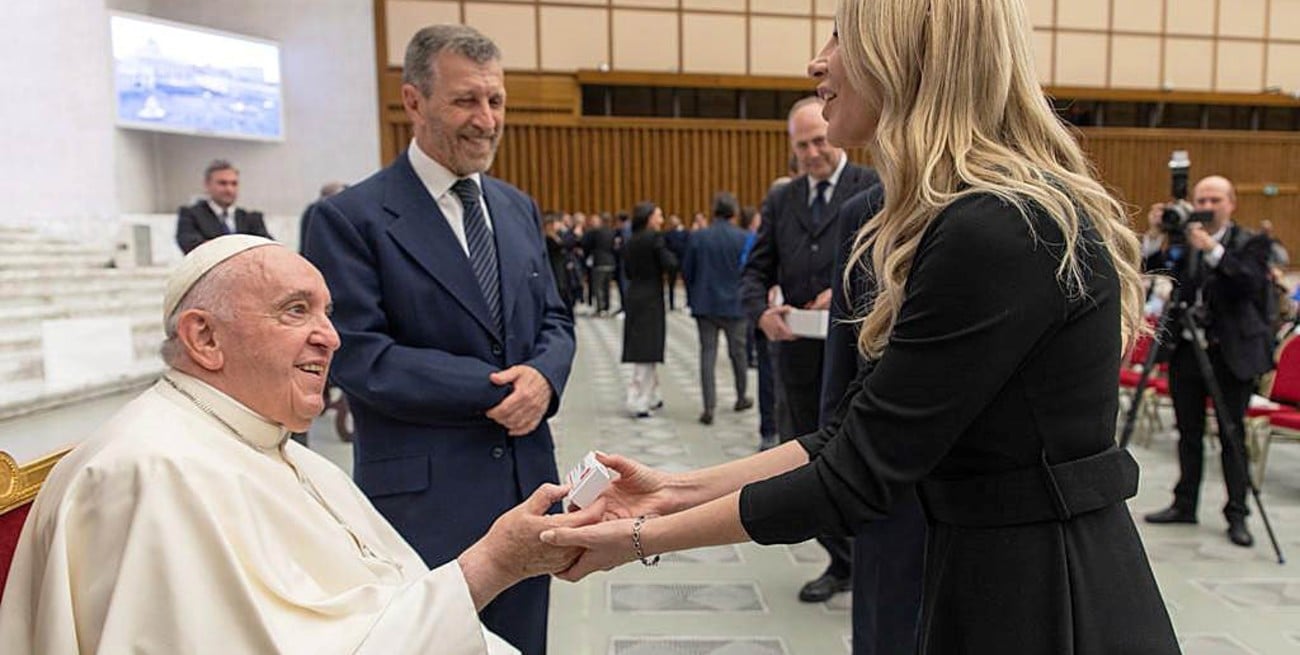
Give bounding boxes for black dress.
[740,193,1179,654]
[621,230,677,363]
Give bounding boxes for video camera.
[1158,150,1215,238]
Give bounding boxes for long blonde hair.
[837,0,1145,358]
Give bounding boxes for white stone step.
[0,314,162,353]
[0,324,164,383]
[0,297,162,328]
[0,276,167,302]
[0,359,164,421]
[0,252,115,270]
[0,267,170,283]
[0,241,113,257]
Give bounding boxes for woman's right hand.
[596,452,684,520]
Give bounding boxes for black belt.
[918,447,1138,528]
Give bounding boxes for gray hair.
[403,25,501,96]
[159,259,243,367]
[787,95,825,122]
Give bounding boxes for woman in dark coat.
[540,1,1179,653]
[621,201,677,417]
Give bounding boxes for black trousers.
[1167,341,1252,521]
[852,488,926,655]
[779,337,853,578]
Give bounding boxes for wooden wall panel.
[386,117,1300,252]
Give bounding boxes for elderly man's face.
[220,248,340,431]
[403,51,505,176]
[789,102,843,182]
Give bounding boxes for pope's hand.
[458,483,605,609]
[541,517,642,582]
[594,452,682,521]
[487,365,553,436]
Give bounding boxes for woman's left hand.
[540,518,640,582]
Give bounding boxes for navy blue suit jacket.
[302,152,575,568]
[683,220,749,318]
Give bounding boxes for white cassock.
[0,371,518,654]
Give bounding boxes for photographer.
[1143,175,1275,547]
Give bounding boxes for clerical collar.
[159,370,291,452]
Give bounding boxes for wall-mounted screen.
[110,12,284,141]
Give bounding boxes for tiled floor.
[6,308,1300,654]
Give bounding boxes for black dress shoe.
[1144,507,1198,525]
[733,397,754,411]
[698,411,714,425]
[798,573,852,603]
[1227,520,1254,547]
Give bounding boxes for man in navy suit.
[303,25,576,655]
[175,159,272,254]
[822,185,925,655]
[683,192,753,425]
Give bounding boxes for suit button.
[491,343,503,356]
[811,244,820,252]
[491,446,505,459]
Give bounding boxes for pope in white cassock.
[0,235,602,654]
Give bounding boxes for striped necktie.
[451,178,502,333]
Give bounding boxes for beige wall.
[383,0,1300,96]
[383,0,833,76]
[1031,0,1300,94]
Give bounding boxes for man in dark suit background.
[175,159,272,254]
[303,25,577,655]
[683,192,753,426]
[741,95,879,603]
[1143,175,1274,548]
[822,185,925,655]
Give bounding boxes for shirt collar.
[408,138,482,199]
[808,153,849,198]
[160,369,291,451]
[207,200,233,218]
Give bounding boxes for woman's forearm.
[666,440,808,512]
[641,491,751,555]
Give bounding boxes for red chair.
[1,449,67,602]
[1258,336,1300,485]
[1119,319,1166,446]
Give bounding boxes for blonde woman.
[544,0,1178,651]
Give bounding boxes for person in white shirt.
[0,235,601,654]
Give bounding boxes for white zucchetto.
[163,234,278,324]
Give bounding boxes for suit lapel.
[811,165,860,239]
[195,202,226,236]
[482,178,530,329]
[792,177,816,235]
[383,154,499,337]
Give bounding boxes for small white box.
[563,451,612,511]
[785,308,829,339]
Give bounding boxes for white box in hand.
[563,451,612,511]
[785,308,829,339]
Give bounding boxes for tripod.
[1117,282,1286,564]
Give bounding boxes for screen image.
[110,13,284,141]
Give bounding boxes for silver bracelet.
[632,515,660,567]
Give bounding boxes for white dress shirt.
[407,139,494,257]
[207,199,236,232]
[807,153,849,207]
